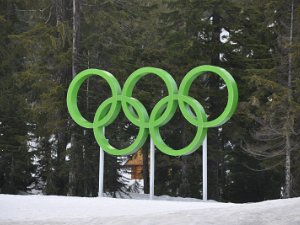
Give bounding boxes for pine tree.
[0,0,34,194]
[239,0,300,199]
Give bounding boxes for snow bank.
[0,194,300,225]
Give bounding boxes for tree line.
[0,0,299,203]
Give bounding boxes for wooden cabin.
[124,149,144,180]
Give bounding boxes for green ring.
[93,96,149,156]
[66,69,121,129]
[149,95,207,156]
[122,67,178,127]
[179,65,238,127]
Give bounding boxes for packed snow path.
[1,194,300,225]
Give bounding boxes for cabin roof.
[124,149,143,166]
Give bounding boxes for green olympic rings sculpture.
[67,65,238,156]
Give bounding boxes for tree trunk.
[54,0,69,195]
[68,0,81,196]
[72,0,80,77]
[285,133,291,198]
[283,0,294,199]
[209,9,223,200]
[55,0,65,25]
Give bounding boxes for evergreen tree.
[0,0,34,194]
[239,0,300,199]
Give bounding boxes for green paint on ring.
[67,65,238,156]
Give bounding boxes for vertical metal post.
[150,138,155,200]
[98,128,105,197]
[203,133,207,201]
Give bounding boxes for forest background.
[0,0,300,203]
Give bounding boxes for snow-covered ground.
[1,194,300,225]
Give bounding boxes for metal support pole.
[150,138,155,200]
[98,128,105,197]
[203,133,207,201]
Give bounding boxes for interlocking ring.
[67,65,238,156]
